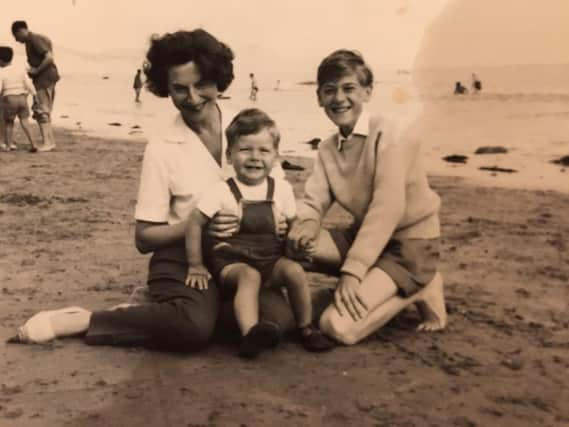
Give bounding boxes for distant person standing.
[471,73,482,93]
[133,68,143,102]
[274,79,280,91]
[0,46,38,152]
[249,73,258,101]
[11,20,60,152]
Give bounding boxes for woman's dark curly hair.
[144,29,234,97]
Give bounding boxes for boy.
[0,46,37,152]
[288,50,447,345]
[185,108,333,358]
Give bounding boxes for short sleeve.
[134,144,171,222]
[277,180,297,220]
[196,182,231,218]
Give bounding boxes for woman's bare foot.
[415,272,447,332]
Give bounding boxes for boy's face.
[228,129,278,186]
[317,72,372,135]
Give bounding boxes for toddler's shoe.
[299,325,335,352]
[239,320,280,359]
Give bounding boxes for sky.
[0,0,447,76]
[1,0,568,77]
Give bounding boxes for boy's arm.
[340,129,418,281]
[296,150,333,227]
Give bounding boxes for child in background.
[185,108,333,358]
[288,50,447,345]
[0,46,37,152]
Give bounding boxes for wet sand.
[1,128,568,426]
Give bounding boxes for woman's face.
[167,61,219,118]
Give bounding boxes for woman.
[13,29,294,352]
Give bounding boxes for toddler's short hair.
[0,46,14,63]
[225,108,280,151]
[11,21,28,35]
[317,49,374,88]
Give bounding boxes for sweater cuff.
[340,259,368,282]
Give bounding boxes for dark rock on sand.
[102,76,109,80]
[131,125,141,129]
[281,160,305,171]
[443,154,468,164]
[551,155,569,166]
[479,166,518,173]
[306,138,321,150]
[108,122,122,127]
[475,146,508,154]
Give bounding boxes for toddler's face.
[317,72,372,136]
[229,129,277,185]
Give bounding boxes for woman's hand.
[207,209,239,238]
[185,265,211,290]
[287,219,319,253]
[334,274,368,321]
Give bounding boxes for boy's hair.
[317,49,374,88]
[0,46,14,63]
[11,21,28,35]
[225,108,280,151]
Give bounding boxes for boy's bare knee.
[281,260,306,285]
[235,265,261,285]
[319,309,359,346]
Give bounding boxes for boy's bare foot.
[415,272,447,332]
[8,144,18,151]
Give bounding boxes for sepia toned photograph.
[0,1,568,425]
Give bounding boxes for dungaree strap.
[226,177,275,202]
[226,178,243,202]
[266,176,275,201]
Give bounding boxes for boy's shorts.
[329,226,440,297]
[2,95,30,122]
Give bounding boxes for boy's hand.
[208,209,239,238]
[334,274,368,321]
[287,219,319,253]
[185,265,212,290]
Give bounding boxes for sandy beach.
[1,119,568,425]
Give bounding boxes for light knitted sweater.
[297,111,441,281]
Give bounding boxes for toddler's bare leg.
[4,120,14,148]
[269,258,311,327]
[220,263,262,335]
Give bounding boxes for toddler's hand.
[185,265,211,290]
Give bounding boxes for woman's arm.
[134,220,187,254]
